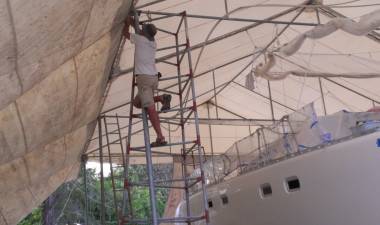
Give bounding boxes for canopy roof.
[89,0,380,158]
[1,0,380,224]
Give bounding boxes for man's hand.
[123,16,133,39]
[125,16,134,26]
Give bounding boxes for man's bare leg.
[146,104,165,141]
[133,95,170,144]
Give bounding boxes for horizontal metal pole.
[158,74,189,81]
[138,10,318,26]
[135,0,167,9]
[131,140,196,151]
[156,27,176,35]
[157,44,187,52]
[102,115,273,126]
[124,215,205,224]
[93,81,234,149]
[129,148,188,157]
[156,88,179,95]
[233,81,297,112]
[275,54,380,105]
[115,6,302,77]
[103,49,260,114]
[132,106,193,116]
[184,118,277,126]
[161,59,177,66]
[323,77,380,105]
[130,177,199,184]
[140,14,175,24]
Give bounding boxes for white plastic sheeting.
[0,0,132,224]
[253,8,380,81]
[281,9,380,55]
[253,53,380,81]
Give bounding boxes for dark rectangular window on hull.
[260,183,272,198]
[208,200,213,208]
[286,176,300,192]
[221,195,229,205]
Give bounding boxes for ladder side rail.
[116,114,126,168]
[141,109,159,225]
[103,117,120,217]
[122,56,137,221]
[115,114,134,222]
[97,117,107,225]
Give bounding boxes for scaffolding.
[84,11,210,225]
[80,6,380,225]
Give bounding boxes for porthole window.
[286,176,300,192]
[221,195,229,205]
[260,183,272,198]
[208,200,213,208]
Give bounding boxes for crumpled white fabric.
[244,70,256,91]
[255,53,380,80]
[280,9,380,56]
[251,9,380,82]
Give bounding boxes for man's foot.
[151,137,167,147]
[160,94,172,112]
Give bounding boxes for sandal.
[150,138,167,147]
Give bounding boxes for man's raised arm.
[123,16,132,40]
[131,10,142,34]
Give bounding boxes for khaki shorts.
[135,74,158,108]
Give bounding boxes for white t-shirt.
[130,33,158,76]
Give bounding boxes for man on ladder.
[123,13,171,147]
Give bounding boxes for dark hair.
[143,24,157,38]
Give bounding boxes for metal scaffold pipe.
[138,10,318,26]
[141,109,159,225]
[183,12,210,224]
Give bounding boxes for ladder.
[119,11,210,225]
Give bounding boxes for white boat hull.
[187,131,380,225]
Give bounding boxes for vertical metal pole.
[98,117,106,225]
[234,143,243,174]
[183,12,210,225]
[103,117,119,217]
[82,158,89,225]
[175,26,192,225]
[257,129,263,166]
[123,75,136,219]
[286,116,299,153]
[315,8,328,116]
[168,122,172,154]
[318,77,327,115]
[224,0,229,17]
[212,70,219,119]
[372,100,376,108]
[267,80,275,120]
[261,128,269,162]
[141,109,159,225]
[206,103,217,182]
[116,114,126,169]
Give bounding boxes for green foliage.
[18,207,42,225]
[18,164,173,225]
